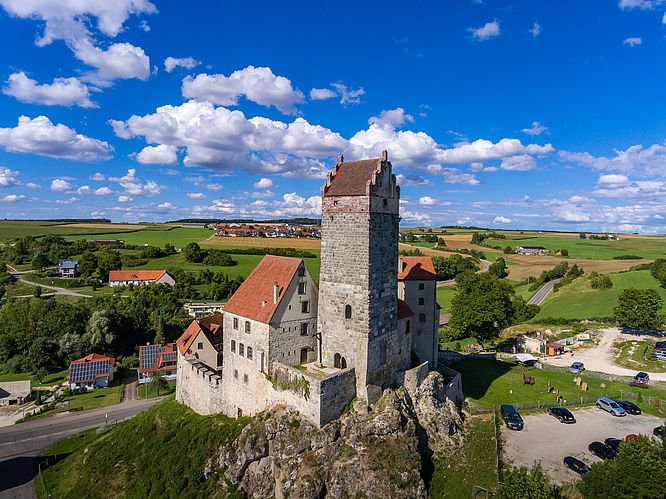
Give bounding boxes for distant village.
[212,223,321,239]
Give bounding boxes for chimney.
[273,281,280,304]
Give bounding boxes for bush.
[613,255,642,260]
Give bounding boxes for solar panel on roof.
[69,359,110,383]
[140,345,160,370]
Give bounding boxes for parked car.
[548,406,576,423]
[569,362,585,374]
[500,404,524,430]
[616,400,641,415]
[654,426,665,439]
[596,397,627,417]
[634,372,650,383]
[589,441,617,460]
[563,456,590,475]
[604,438,622,453]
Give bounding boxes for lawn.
[535,270,666,320]
[137,379,176,399]
[436,285,456,313]
[452,358,666,410]
[2,280,37,298]
[0,369,68,387]
[614,339,666,373]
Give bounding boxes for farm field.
[203,236,321,249]
[534,270,666,320]
[0,221,149,242]
[63,227,214,248]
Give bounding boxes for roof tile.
[324,158,382,197]
[398,257,437,280]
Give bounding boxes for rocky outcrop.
[212,371,464,498]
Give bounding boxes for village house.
[108,270,175,287]
[183,301,226,318]
[57,258,79,278]
[176,314,224,371]
[515,246,548,255]
[67,353,115,390]
[89,239,124,246]
[138,343,178,380]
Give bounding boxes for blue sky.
[1,0,666,232]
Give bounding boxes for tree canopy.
[613,288,663,329]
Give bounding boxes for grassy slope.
[37,397,248,498]
[503,235,666,260]
[535,270,666,320]
[0,369,67,387]
[436,286,456,313]
[452,358,666,409]
[62,227,213,247]
[137,379,176,399]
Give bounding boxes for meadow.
[62,226,213,247]
[0,221,150,243]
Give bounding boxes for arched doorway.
[334,353,341,368]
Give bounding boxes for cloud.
[368,108,414,128]
[619,0,663,9]
[0,115,112,161]
[0,194,25,202]
[468,20,500,41]
[72,40,151,86]
[500,154,536,171]
[187,192,208,199]
[330,82,365,105]
[434,138,554,165]
[192,192,322,219]
[117,195,132,203]
[181,66,305,114]
[109,169,160,197]
[400,208,431,223]
[136,144,178,165]
[309,88,337,100]
[560,142,666,176]
[623,37,643,47]
[51,179,72,191]
[25,182,41,189]
[89,172,106,181]
[441,168,481,185]
[164,56,200,73]
[0,167,19,187]
[522,121,548,136]
[596,173,630,188]
[3,72,96,108]
[95,186,113,195]
[253,178,274,189]
[493,216,512,223]
[530,22,541,37]
[418,196,436,206]
[396,174,432,186]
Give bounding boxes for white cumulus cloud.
[51,179,72,191]
[0,167,19,187]
[500,155,537,171]
[72,41,151,86]
[109,169,160,197]
[164,56,200,73]
[136,144,178,165]
[530,22,541,37]
[623,37,642,47]
[3,72,96,108]
[187,192,208,199]
[253,178,274,189]
[522,121,548,136]
[309,88,337,100]
[468,20,500,41]
[418,196,436,206]
[0,194,25,202]
[493,216,513,223]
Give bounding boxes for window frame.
[245,321,251,334]
[231,340,236,353]
[239,343,244,357]
[247,346,253,360]
[300,322,308,336]
[301,300,310,313]
[233,317,238,329]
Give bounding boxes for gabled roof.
[397,299,414,320]
[324,158,382,197]
[398,257,437,280]
[223,255,302,323]
[70,353,115,365]
[176,314,224,355]
[108,270,167,282]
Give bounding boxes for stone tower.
[318,151,409,402]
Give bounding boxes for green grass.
[36,397,249,498]
[2,280,37,298]
[535,270,666,320]
[137,379,176,399]
[429,417,497,497]
[614,339,666,373]
[503,235,666,260]
[436,285,456,313]
[452,358,666,409]
[63,227,213,248]
[512,283,535,301]
[0,221,150,243]
[0,369,68,387]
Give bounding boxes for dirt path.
[123,369,138,401]
[544,327,666,381]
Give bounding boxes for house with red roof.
[176,314,224,371]
[139,343,178,380]
[67,353,115,390]
[108,270,175,287]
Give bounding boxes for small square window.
[245,321,251,334]
[298,281,306,294]
[233,369,238,379]
[419,314,426,323]
[239,343,244,356]
[247,346,253,360]
[301,323,308,336]
[418,283,425,290]
[418,297,425,305]
[243,374,249,383]
[197,342,203,350]
[231,340,236,353]
[233,317,238,329]
[301,301,309,313]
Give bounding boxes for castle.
[175,151,441,425]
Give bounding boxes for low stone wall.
[268,362,356,426]
[175,355,229,416]
[401,361,430,397]
[438,351,515,364]
[437,364,464,405]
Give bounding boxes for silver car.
[596,397,626,417]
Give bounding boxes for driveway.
[501,407,663,485]
[544,327,666,381]
[9,271,91,298]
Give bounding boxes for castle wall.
[175,354,229,415]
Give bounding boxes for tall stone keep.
[318,151,409,402]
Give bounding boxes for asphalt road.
[527,278,561,305]
[0,397,161,499]
[9,271,91,298]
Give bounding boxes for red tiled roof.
[108,270,166,282]
[324,158,382,197]
[176,314,224,356]
[398,299,414,320]
[398,257,437,280]
[70,353,115,365]
[223,255,301,323]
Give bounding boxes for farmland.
[203,236,321,249]
[0,221,152,243]
[63,226,214,248]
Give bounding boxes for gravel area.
[501,406,664,485]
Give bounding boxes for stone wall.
[175,354,230,416]
[401,361,430,397]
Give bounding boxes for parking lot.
[501,406,664,485]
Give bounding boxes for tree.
[614,288,663,329]
[31,252,49,272]
[183,242,205,263]
[560,248,568,256]
[163,243,176,255]
[503,245,513,254]
[448,272,516,344]
[497,463,556,499]
[35,390,42,405]
[512,296,540,323]
[26,336,58,373]
[488,257,508,278]
[78,250,98,276]
[154,316,166,344]
[151,375,168,396]
[579,232,587,239]
[406,232,416,243]
[0,285,4,302]
[33,286,42,298]
[85,310,116,350]
[97,249,122,280]
[579,436,666,498]
[431,254,478,281]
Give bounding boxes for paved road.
[9,271,91,298]
[0,398,161,499]
[527,278,561,305]
[124,369,138,401]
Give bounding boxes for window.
[239,343,244,357]
[383,199,387,206]
[197,342,203,350]
[233,317,238,329]
[245,321,251,334]
[301,300,310,313]
[231,340,236,353]
[247,346,253,360]
[301,322,308,336]
[405,320,411,333]
[243,373,249,383]
[418,297,425,305]
[298,266,305,277]
[233,369,238,379]
[298,281,306,294]
[345,305,352,319]
[419,313,426,323]
[418,283,425,290]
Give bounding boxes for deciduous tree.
[614,288,663,329]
